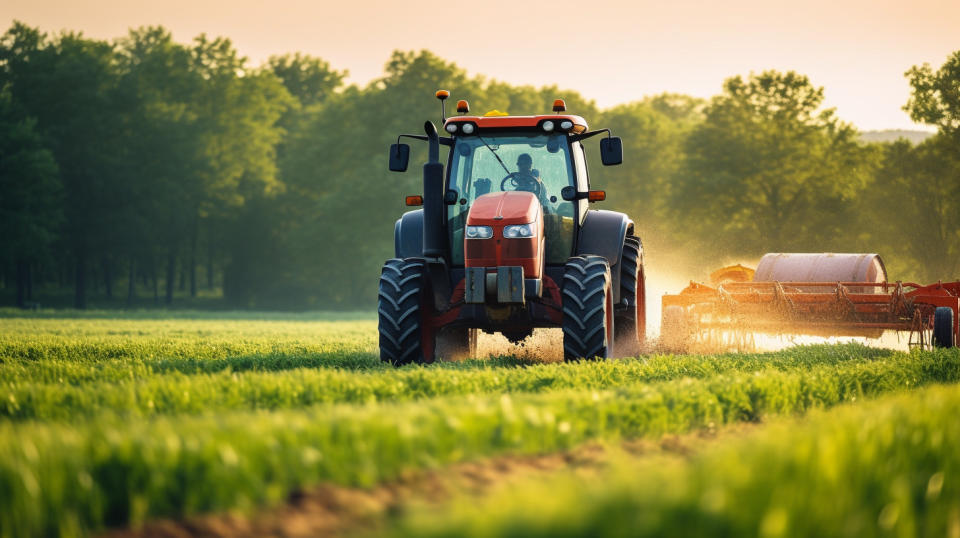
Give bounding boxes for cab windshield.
[447,133,576,265]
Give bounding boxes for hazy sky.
[3,0,958,130]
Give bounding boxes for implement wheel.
[562,256,614,361]
[378,258,429,365]
[933,307,956,348]
[614,235,645,355]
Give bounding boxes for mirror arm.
[397,134,454,146]
[570,128,612,142]
[397,134,428,144]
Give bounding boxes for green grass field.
[1,311,958,537]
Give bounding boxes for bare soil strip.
[103,423,756,538]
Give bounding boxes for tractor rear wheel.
[562,255,615,361]
[614,235,645,355]
[436,327,478,360]
[378,258,428,365]
[933,307,956,348]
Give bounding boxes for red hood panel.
[466,191,539,225]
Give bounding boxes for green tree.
[672,71,872,260]
[267,53,345,107]
[0,91,61,307]
[591,96,703,247]
[863,138,960,282]
[905,50,960,136]
[0,23,125,308]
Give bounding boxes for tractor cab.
[381,91,643,365]
[444,122,582,266]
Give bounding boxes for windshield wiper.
[477,136,511,175]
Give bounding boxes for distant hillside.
[860,130,934,144]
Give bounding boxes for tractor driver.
[512,153,556,213]
[512,153,548,200]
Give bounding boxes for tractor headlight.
[465,225,493,239]
[542,120,555,132]
[445,123,458,134]
[461,123,475,134]
[560,120,573,131]
[503,223,536,238]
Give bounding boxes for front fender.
[576,209,634,303]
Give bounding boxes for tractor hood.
[466,191,540,226]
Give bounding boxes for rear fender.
[576,209,634,303]
[394,210,424,258]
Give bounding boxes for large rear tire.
[562,256,615,361]
[614,235,645,355]
[933,307,956,348]
[378,258,428,365]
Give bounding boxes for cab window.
[447,133,576,265]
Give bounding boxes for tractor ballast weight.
[379,94,646,364]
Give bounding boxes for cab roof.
[442,114,588,135]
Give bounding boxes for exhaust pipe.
[422,121,445,259]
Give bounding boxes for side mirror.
[389,143,410,172]
[600,137,623,166]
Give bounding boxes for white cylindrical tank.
[753,253,887,283]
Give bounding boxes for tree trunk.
[16,260,27,308]
[103,258,113,299]
[152,266,159,306]
[207,221,215,290]
[26,261,33,300]
[126,258,136,308]
[190,217,199,298]
[165,251,175,305]
[74,250,87,310]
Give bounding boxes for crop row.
[392,382,960,537]
[2,349,958,537]
[0,345,926,421]
[1,342,899,384]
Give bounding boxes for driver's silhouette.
[514,153,544,194]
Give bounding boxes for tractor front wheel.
[933,307,956,348]
[562,256,615,361]
[378,258,429,365]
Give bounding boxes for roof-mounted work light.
[436,89,450,120]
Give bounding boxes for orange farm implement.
[661,253,960,351]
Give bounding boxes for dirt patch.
[102,424,756,538]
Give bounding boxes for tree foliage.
[672,71,873,258]
[1,22,957,309]
[905,50,960,135]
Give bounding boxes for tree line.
[2,21,958,310]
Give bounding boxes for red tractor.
[379,91,645,364]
